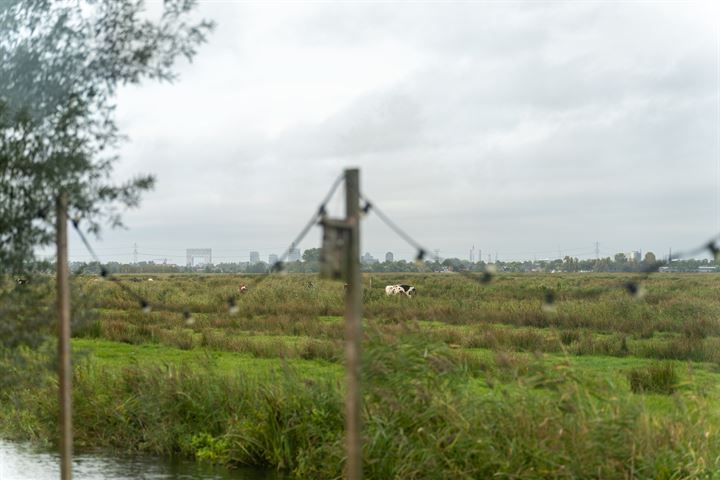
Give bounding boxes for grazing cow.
[238,284,247,293]
[148,278,154,282]
[385,284,416,297]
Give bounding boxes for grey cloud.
[72,2,718,263]
[274,89,424,159]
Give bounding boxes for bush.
[627,362,678,394]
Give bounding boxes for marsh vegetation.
[2,273,720,478]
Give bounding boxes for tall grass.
[627,362,679,394]
[66,273,720,364]
[2,339,718,478]
[72,273,720,337]
[5,273,720,477]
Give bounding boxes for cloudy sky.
[66,1,719,264]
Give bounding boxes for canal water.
[0,439,284,480]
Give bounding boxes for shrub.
[627,362,678,394]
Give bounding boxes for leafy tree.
[301,247,321,272]
[302,248,321,262]
[0,0,213,349]
[247,261,269,274]
[644,252,656,264]
[562,256,576,272]
[593,257,612,272]
[370,262,387,273]
[0,0,214,274]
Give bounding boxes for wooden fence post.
[344,168,362,480]
[56,193,73,480]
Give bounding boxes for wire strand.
[359,193,438,262]
[70,172,347,314]
[360,191,720,300]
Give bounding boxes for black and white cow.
[385,284,416,297]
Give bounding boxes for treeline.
[411,256,718,274]
[61,253,718,275]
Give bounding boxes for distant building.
[362,252,378,264]
[288,247,301,262]
[249,251,260,265]
[627,250,642,263]
[385,252,394,262]
[268,254,278,265]
[186,248,212,267]
[698,266,717,273]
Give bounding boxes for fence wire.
[360,192,720,307]
[71,172,345,319]
[69,171,720,315]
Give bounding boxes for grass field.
[2,272,720,478]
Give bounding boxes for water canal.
[0,439,284,480]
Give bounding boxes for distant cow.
[238,284,247,293]
[385,284,416,297]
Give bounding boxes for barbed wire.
[359,193,493,283]
[63,172,720,316]
[616,235,720,301]
[359,192,720,307]
[70,172,346,319]
[72,219,155,313]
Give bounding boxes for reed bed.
[1,338,718,478]
[3,272,720,478]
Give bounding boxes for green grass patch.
[72,338,341,380]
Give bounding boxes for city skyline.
[57,242,694,265]
[34,2,718,268]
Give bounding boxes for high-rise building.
[627,250,642,263]
[385,252,394,262]
[186,248,212,267]
[362,252,378,264]
[288,247,301,262]
[249,251,260,265]
[268,254,278,265]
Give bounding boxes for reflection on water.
[0,439,284,480]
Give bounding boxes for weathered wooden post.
[344,168,362,480]
[56,193,73,480]
[318,169,363,479]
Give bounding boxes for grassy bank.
[3,273,720,478]
[3,338,720,478]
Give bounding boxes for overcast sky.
[64,1,719,264]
